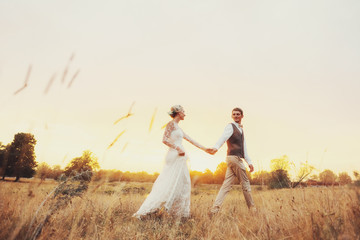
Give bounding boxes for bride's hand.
[178,150,185,156]
[176,147,185,156]
[175,147,185,156]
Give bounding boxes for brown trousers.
[211,156,255,213]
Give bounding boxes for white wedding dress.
[133,120,205,218]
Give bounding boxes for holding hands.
[205,148,217,155]
[178,147,216,156]
[175,146,216,156]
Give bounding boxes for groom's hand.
[249,164,254,172]
[211,148,218,155]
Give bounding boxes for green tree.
[270,155,291,172]
[269,169,291,189]
[108,170,123,182]
[292,161,315,188]
[0,142,9,178]
[190,170,203,186]
[4,133,37,181]
[309,174,319,181]
[200,169,214,184]
[338,172,352,185]
[93,169,109,181]
[269,155,291,189]
[213,162,227,184]
[51,165,63,180]
[36,162,52,180]
[64,150,99,177]
[319,169,337,185]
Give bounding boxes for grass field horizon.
[1,178,359,240]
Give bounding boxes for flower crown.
[168,105,183,116]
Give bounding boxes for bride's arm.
[182,131,206,151]
[162,121,184,154]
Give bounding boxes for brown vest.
[226,123,245,158]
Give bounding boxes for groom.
[207,107,256,214]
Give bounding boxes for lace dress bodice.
[167,123,183,146]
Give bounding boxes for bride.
[133,105,208,219]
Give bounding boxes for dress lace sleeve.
[162,121,179,150]
[182,131,206,150]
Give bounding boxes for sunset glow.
[1,0,359,176]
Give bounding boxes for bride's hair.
[168,105,183,118]
[170,112,178,118]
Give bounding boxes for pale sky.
[1,0,359,176]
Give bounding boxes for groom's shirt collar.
[232,122,242,129]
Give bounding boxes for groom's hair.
[232,107,243,115]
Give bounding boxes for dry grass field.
[1,178,359,240]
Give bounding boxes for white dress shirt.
[213,122,252,165]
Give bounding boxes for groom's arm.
[209,124,233,154]
[244,138,254,172]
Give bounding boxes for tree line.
[1,133,358,188]
[32,153,359,189]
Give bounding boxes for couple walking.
[133,105,256,219]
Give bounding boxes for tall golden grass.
[1,179,359,240]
